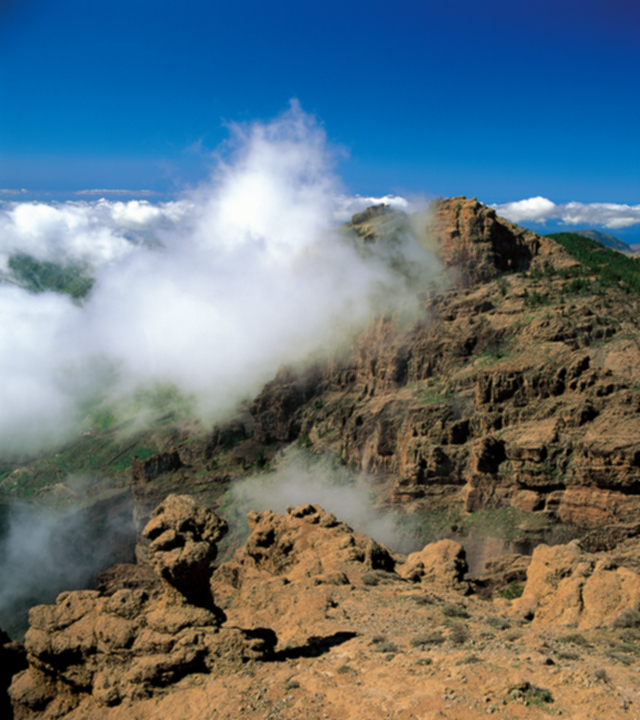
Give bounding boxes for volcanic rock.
[9,496,276,718]
[143,494,228,610]
[242,197,640,550]
[397,538,469,593]
[511,540,640,628]
[212,503,399,644]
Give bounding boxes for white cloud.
[0,103,441,454]
[492,197,640,230]
[75,189,160,196]
[333,194,412,222]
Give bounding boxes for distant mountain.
[573,228,631,252]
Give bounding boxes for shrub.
[411,595,434,606]
[374,641,399,654]
[337,664,355,675]
[557,651,581,661]
[509,682,553,705]
[609,652,635,666]
[613,609,640,629]
[485,616,510,630]
[455,653,480,665]
[557,633,591,647]
[441,603,470,618]
[449,623,469,646]
[501,581,524,600]
[410,632,445,649]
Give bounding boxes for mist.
[229,447,419,554]
[0,496,135,639]
[0,103,441,455]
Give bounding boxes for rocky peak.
[429,196,560,286]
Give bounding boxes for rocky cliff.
[242,197,640,548]
[4,195,640,718]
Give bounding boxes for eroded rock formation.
[511,540,640,629]
[9,496,276,719]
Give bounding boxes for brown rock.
[511,540,640,628]
[397,539,469,594]
[142,494,228,610]
[10,496,276,718]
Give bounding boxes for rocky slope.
[4,195,640,718]
[93,198,636,565]
[4,196,640,556]
[9,496,640,720]
[244,197,640,548]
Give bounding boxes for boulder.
[397,539,469,594]
[511,540,640,628]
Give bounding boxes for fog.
[0,103,440,455]
[0,497,135,639]
[229,447,419,554]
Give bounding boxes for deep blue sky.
[1,0,639,204]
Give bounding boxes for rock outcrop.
[397,538,469,594]
[430,196,560,286]
[212,503,399,645]
[9,496,276,719]
[511,540,640,629]
[9,500,640,720]
[239,197,640,548]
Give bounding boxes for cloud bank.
[492,196,640,230]
[0,104,441,454]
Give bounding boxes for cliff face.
[107,197,640,552]
[6,196,639,552]
[244,197,640,545]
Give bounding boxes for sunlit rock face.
[9,496,276,716]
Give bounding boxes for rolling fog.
[0,104,440,455]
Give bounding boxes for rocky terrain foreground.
[7,495,640,720]
[3,196,640,718]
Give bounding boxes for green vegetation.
[0,432,163,500]
[523,288,548,307]
[547,232,640,293]
[410,632,445,649]
[132,383,196,422]
[449,622,469,645]
[441,602,470,619]
[486,616,511,631]
[557,633,591,647]
[501,581,524,600]
[7,253,94,299]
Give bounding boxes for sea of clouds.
[0,104,436,455]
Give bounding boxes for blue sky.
[1,1,639,217]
